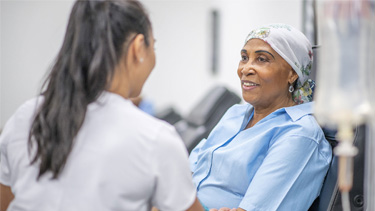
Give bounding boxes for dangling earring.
[289,85,294,93]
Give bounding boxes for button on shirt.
[189,102,332,211]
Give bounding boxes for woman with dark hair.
[0,1,203,211]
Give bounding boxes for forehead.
[242,38,274,52]
[242,38,291,69]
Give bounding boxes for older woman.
[189,24,332,211]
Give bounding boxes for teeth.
[244,82,257,86]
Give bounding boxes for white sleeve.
[0,98,39,186]
[0,143,11,186]
[151,124,196,211]
[0,112,16,186]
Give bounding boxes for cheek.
[261,66,288,83]
[262,75,283,88]
[151,52,156,67]
[237,64,243,78]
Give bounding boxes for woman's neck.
[107,64,131,99]
[246,98,296,129]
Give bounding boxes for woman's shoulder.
[4,96,42,128]
[284,102,313,122]
[281,102,325,142]
[90,91,180,141]
[14,96,43,118]
[0,96,42,146]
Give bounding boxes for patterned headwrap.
[245,23,315,104]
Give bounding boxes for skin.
[238,38,298,129]
[210,208,244,211]
[0,184,14,211]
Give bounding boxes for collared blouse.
[189,102,332,211]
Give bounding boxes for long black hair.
[28,0,152,179]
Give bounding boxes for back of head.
[29,0,152,179]
[56,0,152,100]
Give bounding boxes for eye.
[241,54,248,62]
[257,56,269,62]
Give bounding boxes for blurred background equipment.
[131,96,155,116]
[156,85,241,153]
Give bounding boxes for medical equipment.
[314,1,375,211]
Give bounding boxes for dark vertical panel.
[302,0,318,82]
[211,10,219,75]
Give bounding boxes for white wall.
[1,0,75,127]
[0,0,302,128]
[212,0,302,95]
[141,0,214,116]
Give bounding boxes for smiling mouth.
[242,81,259,90]
[243,82,259,86]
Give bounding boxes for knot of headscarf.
[244,23,315,104]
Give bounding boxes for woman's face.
[237,38,296,108]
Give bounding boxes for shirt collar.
[284,102,314,122]
[96,91,132,105]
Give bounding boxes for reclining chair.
[156,85,241,153]
[309,125,365,211]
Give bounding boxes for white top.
[0,91,196,211]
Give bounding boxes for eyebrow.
[255,50,275,59]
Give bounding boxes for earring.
[289,85,294,93]
[140,58,144,63]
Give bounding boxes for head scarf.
[244,23,315,104]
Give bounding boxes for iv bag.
[314,0,375,128]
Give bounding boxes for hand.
[209,208,236,211]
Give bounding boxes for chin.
[242,95,254,105]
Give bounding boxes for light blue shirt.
[189,102,332,211]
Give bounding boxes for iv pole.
[314,1,375,211]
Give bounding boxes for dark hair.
[28,0,152,179]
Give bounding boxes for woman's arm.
[209,208,245,211]
[186,197,205,211]
[0,183,14,211]
[152,197,204,211]
[238,135,330,210]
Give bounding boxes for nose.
[241,64,255,76]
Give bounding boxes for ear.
[288,69,299,84]
[128,34,146,64]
